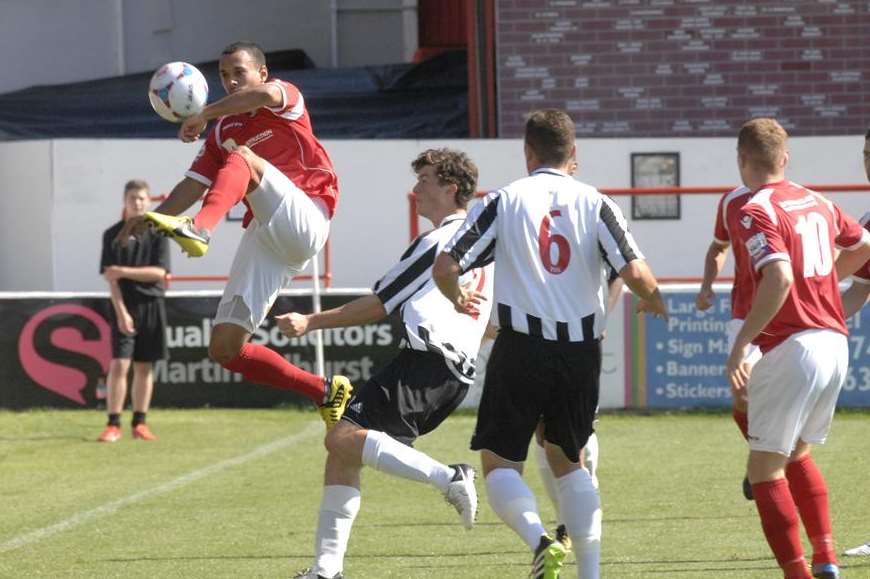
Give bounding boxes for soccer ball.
[148,62,209,123]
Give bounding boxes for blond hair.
[737,118,788,172]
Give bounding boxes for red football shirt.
[850,211,870,284]
[186,79,339,226]
[737,180,866,352]
[713,186,754,319]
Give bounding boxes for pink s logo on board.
[17,305,112,405]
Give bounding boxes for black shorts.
[111,299,168,362]
[471,329,601,463]
[342,348,469,446]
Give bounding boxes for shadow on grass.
[0,434,91,442]
[348,515,755,529]
[606,557,870,576]
[102,548,530,563]
[606,513,757,524]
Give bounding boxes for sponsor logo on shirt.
[246,129,274,148]
[746,232,769,259]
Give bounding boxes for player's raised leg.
[194,150,256,232]
[209,321,350,426]
[145,147,260,256]
[204,144,347,424]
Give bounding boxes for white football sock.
[313,485,361,578]
[361,430,454,493]
[534,441,560,513]
[556,469,602,579]
[583,432,600,489]
[485,468,547,550]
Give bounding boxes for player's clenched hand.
[695,287,715,311]
[275,312,310,337]
[726,344,751,391]
[636,297,668,319]
[179,114,207,142]
[115,215,149,247]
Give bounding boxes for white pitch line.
[0,422,321,554]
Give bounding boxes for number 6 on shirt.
[538,210,571,274]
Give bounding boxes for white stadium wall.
[0,141,54,289]
[0,0,417,95]
[0,135,867,292]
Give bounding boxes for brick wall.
[497,0,870,137]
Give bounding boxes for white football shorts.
[215,161,330,333]
[746,329,848,456]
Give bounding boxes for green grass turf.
[0,409,868,578]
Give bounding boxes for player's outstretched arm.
[697,240,729,311]
[179,84,284,142]
[275,294,387,338]
[620,259,667,318]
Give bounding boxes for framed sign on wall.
[630,152,680,220]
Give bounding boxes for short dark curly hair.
[411,148,478,208]
[222,41,266,66]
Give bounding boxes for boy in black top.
[98,180,170,442]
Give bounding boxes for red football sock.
[786,455,837,567]
[222,343,326,404]
[732,408,749,440]
[752,478,811,579]
[194,152,251,232]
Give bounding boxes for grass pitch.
[1,409,868,578]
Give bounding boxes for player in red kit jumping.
[121,41,351,426]
[726,118,870,579]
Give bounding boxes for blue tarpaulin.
[0,50,468,140]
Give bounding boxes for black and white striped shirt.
[374,215,494,383]
[443,168,642,342]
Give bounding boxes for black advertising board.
[0,293,402,410]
